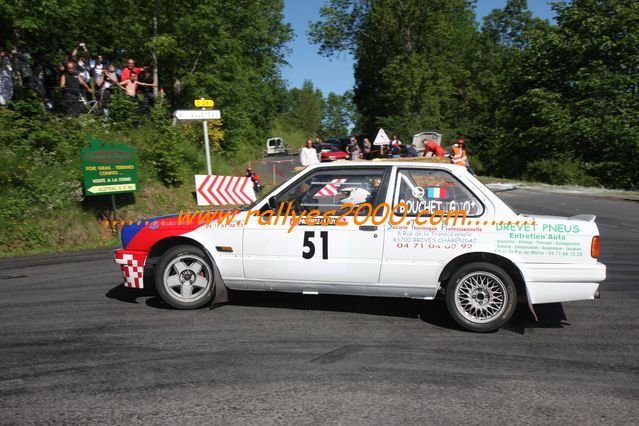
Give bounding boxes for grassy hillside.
[0,95,262,257]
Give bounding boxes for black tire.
[154,245,215,309]
[445,262,517,332]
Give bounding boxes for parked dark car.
[396,144,419,157]
[325,137,351,152]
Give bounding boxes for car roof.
[305,159,458,169]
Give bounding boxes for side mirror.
[259,196,277,214]
[268,196,277,209]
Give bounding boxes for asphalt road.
[0,189,637,424]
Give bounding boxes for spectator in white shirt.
[300,139,320,166]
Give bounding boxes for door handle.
[359,225,377,231]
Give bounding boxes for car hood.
[120,209,235,251]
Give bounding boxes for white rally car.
[114,161,606,332]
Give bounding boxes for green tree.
[283,80,324,135]
[322,91,354,136]
[0,0,293,156]
[476,0,552,177]
[482,0,548,48]
[310,0,486,141]
[492,0,639,188]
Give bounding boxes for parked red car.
[320,144,349,162]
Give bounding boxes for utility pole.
[152,0,159,97]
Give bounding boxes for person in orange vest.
[451,138,475,175]
[422,138,446,157]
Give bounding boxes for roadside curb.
[485,182,639,202]
[0,247,118,270]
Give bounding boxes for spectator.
[389,135,401,158]
[0,48,13,107]
[312,137,323,161]
[347,137,360,160]
[13,47,49,108]
[35,55,58,109]
[138,67,155,112]
[60,52,76,76]
[300,139,320,166]
[423,138,446,157]
[362,137,372,159]
[120,58,142,82]
[60,62,92,117]
[246,167,262,192]
[90,54,105,82]
[76,55,92,100]
[451,138,475,175]
[405,145,418,157]
[59,42,84,73]
[95,63,120,113]
[120,71,156,102]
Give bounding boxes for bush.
[525,158,599,186]
[107,92,139,128]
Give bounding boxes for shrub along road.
[0,189,637,423]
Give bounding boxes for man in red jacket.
[422,138,446,157]
[120,58,142,82]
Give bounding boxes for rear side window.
[393,169,483,216]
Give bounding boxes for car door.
[242,166,390,294]
[374,167,486,298]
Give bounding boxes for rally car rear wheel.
[155,245,214,309]
[445,262,516,332]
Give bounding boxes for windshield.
[238,177,291,211]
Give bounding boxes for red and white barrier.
[195,175,256,206]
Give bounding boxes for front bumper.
[114,249,148,289]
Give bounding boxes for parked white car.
[115,161,606,332]
[265,137,288,156]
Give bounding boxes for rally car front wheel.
[155,245,214,309]
[445,262,517,332]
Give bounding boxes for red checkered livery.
[114,249,147,289]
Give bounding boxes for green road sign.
[81,138,139,196]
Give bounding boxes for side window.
[393,169,483,216]
[276,169,387,215]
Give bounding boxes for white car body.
[115,161,605,327]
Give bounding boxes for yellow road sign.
[194,99,215,108]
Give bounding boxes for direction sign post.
[173,109,221,120]
[202,117,212,175]
[200,98,214,175]
[174,98,219,175]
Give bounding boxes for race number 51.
[302,231,328,259]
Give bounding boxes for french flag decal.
[427,187,446,198]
